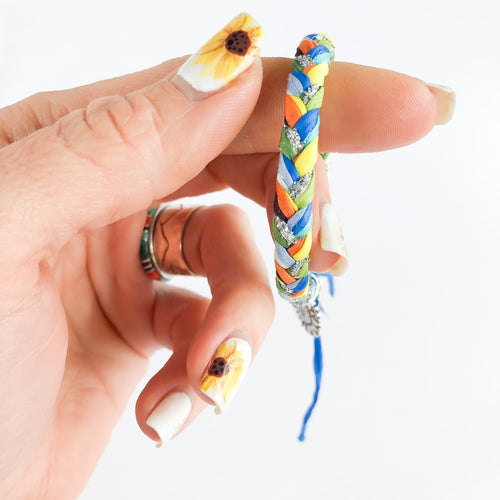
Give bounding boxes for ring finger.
[129,203,274,446]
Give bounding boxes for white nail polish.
[320,203,349,276]
[424,82,456,125]
[171,12,264,99]
[146,392,192,447]
[200,337,252,415]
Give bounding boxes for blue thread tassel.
[298,274,335,441]
[298,335,323,441]
[315,272,335,296]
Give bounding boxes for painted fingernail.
[200,337,252,415]
[146,392,192,448]
[425,82,456,125]
[320,203,349,276]
[171,12,264,100]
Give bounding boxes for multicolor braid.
[273,34,335,305]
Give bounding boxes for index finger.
[0,58,453,153]
[227,58,453,155]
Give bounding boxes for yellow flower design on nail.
[200,338,252,414]
[193,13,264,83]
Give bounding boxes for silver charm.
[292,274,322,337]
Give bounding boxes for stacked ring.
[140,204,203,281]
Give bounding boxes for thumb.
[0,12,264,268]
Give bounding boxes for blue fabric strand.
[282,153,301,182]
[303,120,320,146]
[295,109,320,140]
[291,70,312,91]
[308,44,329,58]
[288,205,312,234]
[287,73,303,97]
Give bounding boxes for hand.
[0,48,451,498]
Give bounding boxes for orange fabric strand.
[275,262,295,285]
[276,180,297,219]
[298,38,315,54]
[285,95,302,128]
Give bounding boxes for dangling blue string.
[298,274,335,442]
[298,335,323,441]
[315,272,335,296]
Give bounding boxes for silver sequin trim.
[274,216,297,246]
[295,54,314,68]
[302,84,320,104]
[279,281,295,295]
[288,171,312,200]
[288,258,309,278]
[284,126,304,154]
[312,33,332,43]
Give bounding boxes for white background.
[1,0,499,499]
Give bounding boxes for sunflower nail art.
[200,337,252,414]
[175,12,264,94]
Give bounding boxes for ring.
[140,204,203,281]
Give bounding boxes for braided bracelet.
[273,33,335,440]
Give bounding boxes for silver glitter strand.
[279,281,295,295]
[313,33,332,43]
[284,125,304,154]
[288,258,309,278]
[295,54,314,68]
[289,171,312,200]
[302,84,320,104]
[274,216,297,246]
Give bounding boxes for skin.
[0,56,437,499]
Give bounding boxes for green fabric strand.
[293,169,315,208]
[306,87,325,110]
[290,260,309,278]
[317,39,334,51]
[276,278,288,295]
[291,59,304,73]
[272,220,291,248]
[279,127,297,161]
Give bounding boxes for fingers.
[136,286,210,447]
[0,58,185,147]
[1,59,450,154]
[166,153,345,274]
[182,205,274,412]
[163,61,451,272]
[227,59,444,154]
[0,56,263,271]
[135,204,274,445]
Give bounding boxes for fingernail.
[320,203,349,276]
[200,337,252,415]
[425,82,456,125]
[171,12,264,100]
[146,392,192,447]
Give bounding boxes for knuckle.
[84,94,135,142]
[0,91,74,146]
[208,203,251,228]
[83,93,163,149]
[24,91,68,127]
